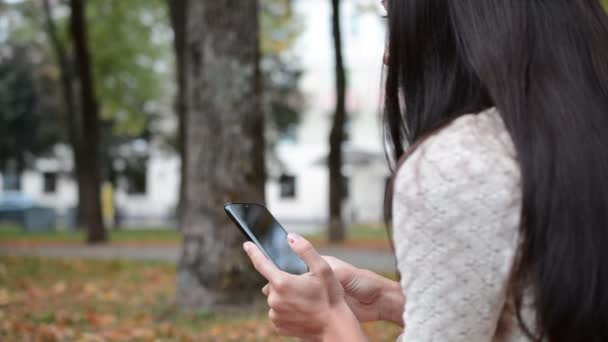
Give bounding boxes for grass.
[0,224,181,246]
[0,223,392,250]
[0,256,402,341]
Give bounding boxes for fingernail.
[243,242,250,252]
[287,233,300,245]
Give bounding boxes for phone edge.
[223,203,278,267]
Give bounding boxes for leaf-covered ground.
[0,256,402,341]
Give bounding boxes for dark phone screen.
[227,203,308,275]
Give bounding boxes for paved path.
[0,245,396,273]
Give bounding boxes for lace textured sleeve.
[392,111,523,341]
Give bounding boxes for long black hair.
[384,1,608,341]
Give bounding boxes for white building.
[269,0,389,232]
[0,0,390,233]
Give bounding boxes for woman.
[244,0,608,341]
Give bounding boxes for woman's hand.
[243,234,367,341]
[323,256,405,327]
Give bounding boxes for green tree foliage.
[85,0,171,137]
[4,0,301,152]
[0,42,64,180]
[260,0,304,142]
[6,0,171,138]
[79,0,172,199]
[1,0,171,149]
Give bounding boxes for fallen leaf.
[131,327,155,339]
[38,324,65,341]
[86,312,116,327]
[0,288,11,305]
[52,281,67,294]
[27,286,44,299]
[83,282,99,296]
[100,289,119,301]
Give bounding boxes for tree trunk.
[42,0,88,229]
[69,0,107,243]
[328,0,347,243]
[176,0,266,310]
[168,0,188,230]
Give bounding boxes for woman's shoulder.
[398,108,518,178]
[394,107,521,207]
[416,107,516,163]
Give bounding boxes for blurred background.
[0,0,388,235]
[0,0,404,340]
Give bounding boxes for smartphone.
[224,202,309,275]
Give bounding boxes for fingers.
[243,242,281,281]
[322,255,351,269]
[288,233,332,278]
[269,309,292,336]
[322,256,347,282]
[262,283,270,296]
[322,255,339,267]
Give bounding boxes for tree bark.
[69,0,107,243]
[168,0,188,230]
[328,0,347,242]
[42,0,88,229]
[176,0,266,310]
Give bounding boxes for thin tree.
[69,0,106,243]
[42,0,88,229]
[328,0,347,242]
[167,0,188,229]
[175,1,266,309]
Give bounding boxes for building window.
[279,174,296,199]
[43,172,57,194]
[124,164,147,196]
[126,171,147,195]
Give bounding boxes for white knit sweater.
[392,108,532,341]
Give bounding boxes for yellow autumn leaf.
[52,281,67,294]
[83,282,99,295]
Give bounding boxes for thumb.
[288,233,332,277]
[323,256,355,284]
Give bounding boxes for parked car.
[0,191,56,231]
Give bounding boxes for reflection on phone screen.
[231,204,308,275]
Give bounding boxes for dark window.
[43,172,57,194]
[279,174,296,199]
[126,167,147,195]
